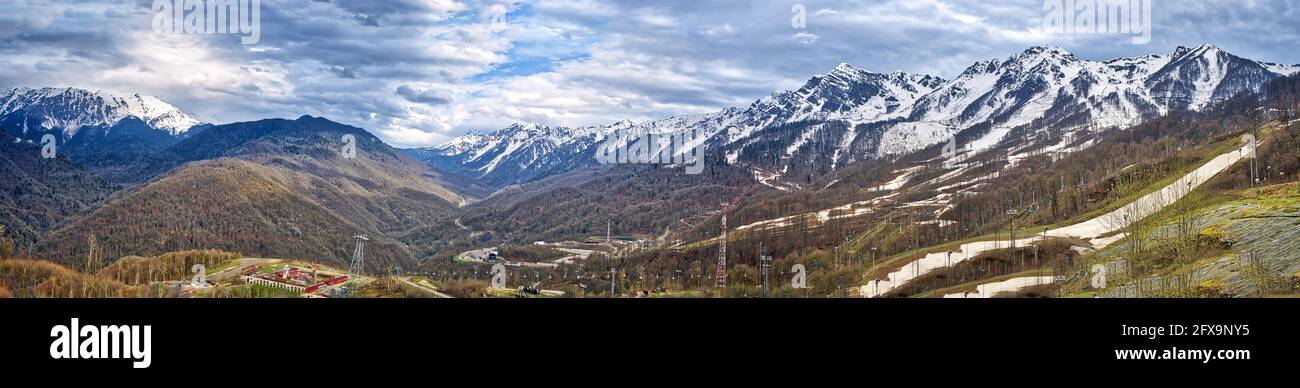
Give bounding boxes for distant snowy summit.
[0,87,204,140]
[428,44,1300,188]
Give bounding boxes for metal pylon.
[349,234,369,275]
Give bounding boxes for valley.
[2,45,1299,299]
[12,1,1300,374]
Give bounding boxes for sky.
[2,0,1299,147]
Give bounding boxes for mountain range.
[1,43,1296,270]
[0,87,213,184]
[419,44,1299,189]
[0,87,202,139]
[3,108,466,270]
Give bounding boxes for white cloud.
[633,9,676,28]
[793,31,818,44]
[5,0,1300,149]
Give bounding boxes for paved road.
[458,247,498,263]
[398,277,453,298]
[207,258,273,282]
[460,246,571,268]
[552,248,596,264]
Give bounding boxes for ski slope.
[861,142,1255,297]
[942,276,1056,298]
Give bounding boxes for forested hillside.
[32,116,468,272]
[0,133,117,252]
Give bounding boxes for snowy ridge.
[431,44,1296,188]
[0,87,203,138]
[419,121,612,183]
[432,63,947,184]
[1263,62,1300,76]
[902,44,1295,154]
[743,64,944,136]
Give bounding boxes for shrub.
[442,279,489,298]
[0,259,136,298]
[1196,227,1232,250]
[98,249,242,285]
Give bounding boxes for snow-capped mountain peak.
[1021,44,1073,56]
[1173,43,1219,57]
[831,62,862,75]
[746,63,946,128]
[907,43,1299,143]
[425,44,1298,190]
[0,87,203,139]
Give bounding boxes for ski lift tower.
[1006,203,1038,264]
[349,234,369,275]
[716,202,728,288]
[713,184,761,290]
[759,242,772,297]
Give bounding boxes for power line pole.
[716,202,728,289]
[759,242,771,297]
[609,267,617,296]
[349,234,369,275]
[1007,202,1038,268]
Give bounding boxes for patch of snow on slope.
[736,193,893,232]
[830,123,857,170]
[861,141,1254,297]
[968,125,1014,151]
[785,124,821,156]
[862,235,1044,297]
[1187,46,1228,110]
[876,122,953,157]
[871,166,922,192]
[1264,62,1300,76]
[942,276,1056,298]
[479,136,528,174]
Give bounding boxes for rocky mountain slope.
[426,45,1299,190]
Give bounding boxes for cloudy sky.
[3,0,1299,147]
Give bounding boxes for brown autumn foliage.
[0,139,117,253]
[0,235,13,260]
[441,279,490,298]
[32,117,466,273]
[0,259,137,298]
[496,245,567,263]
[98,249,243,285]
[34,160,423,273]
